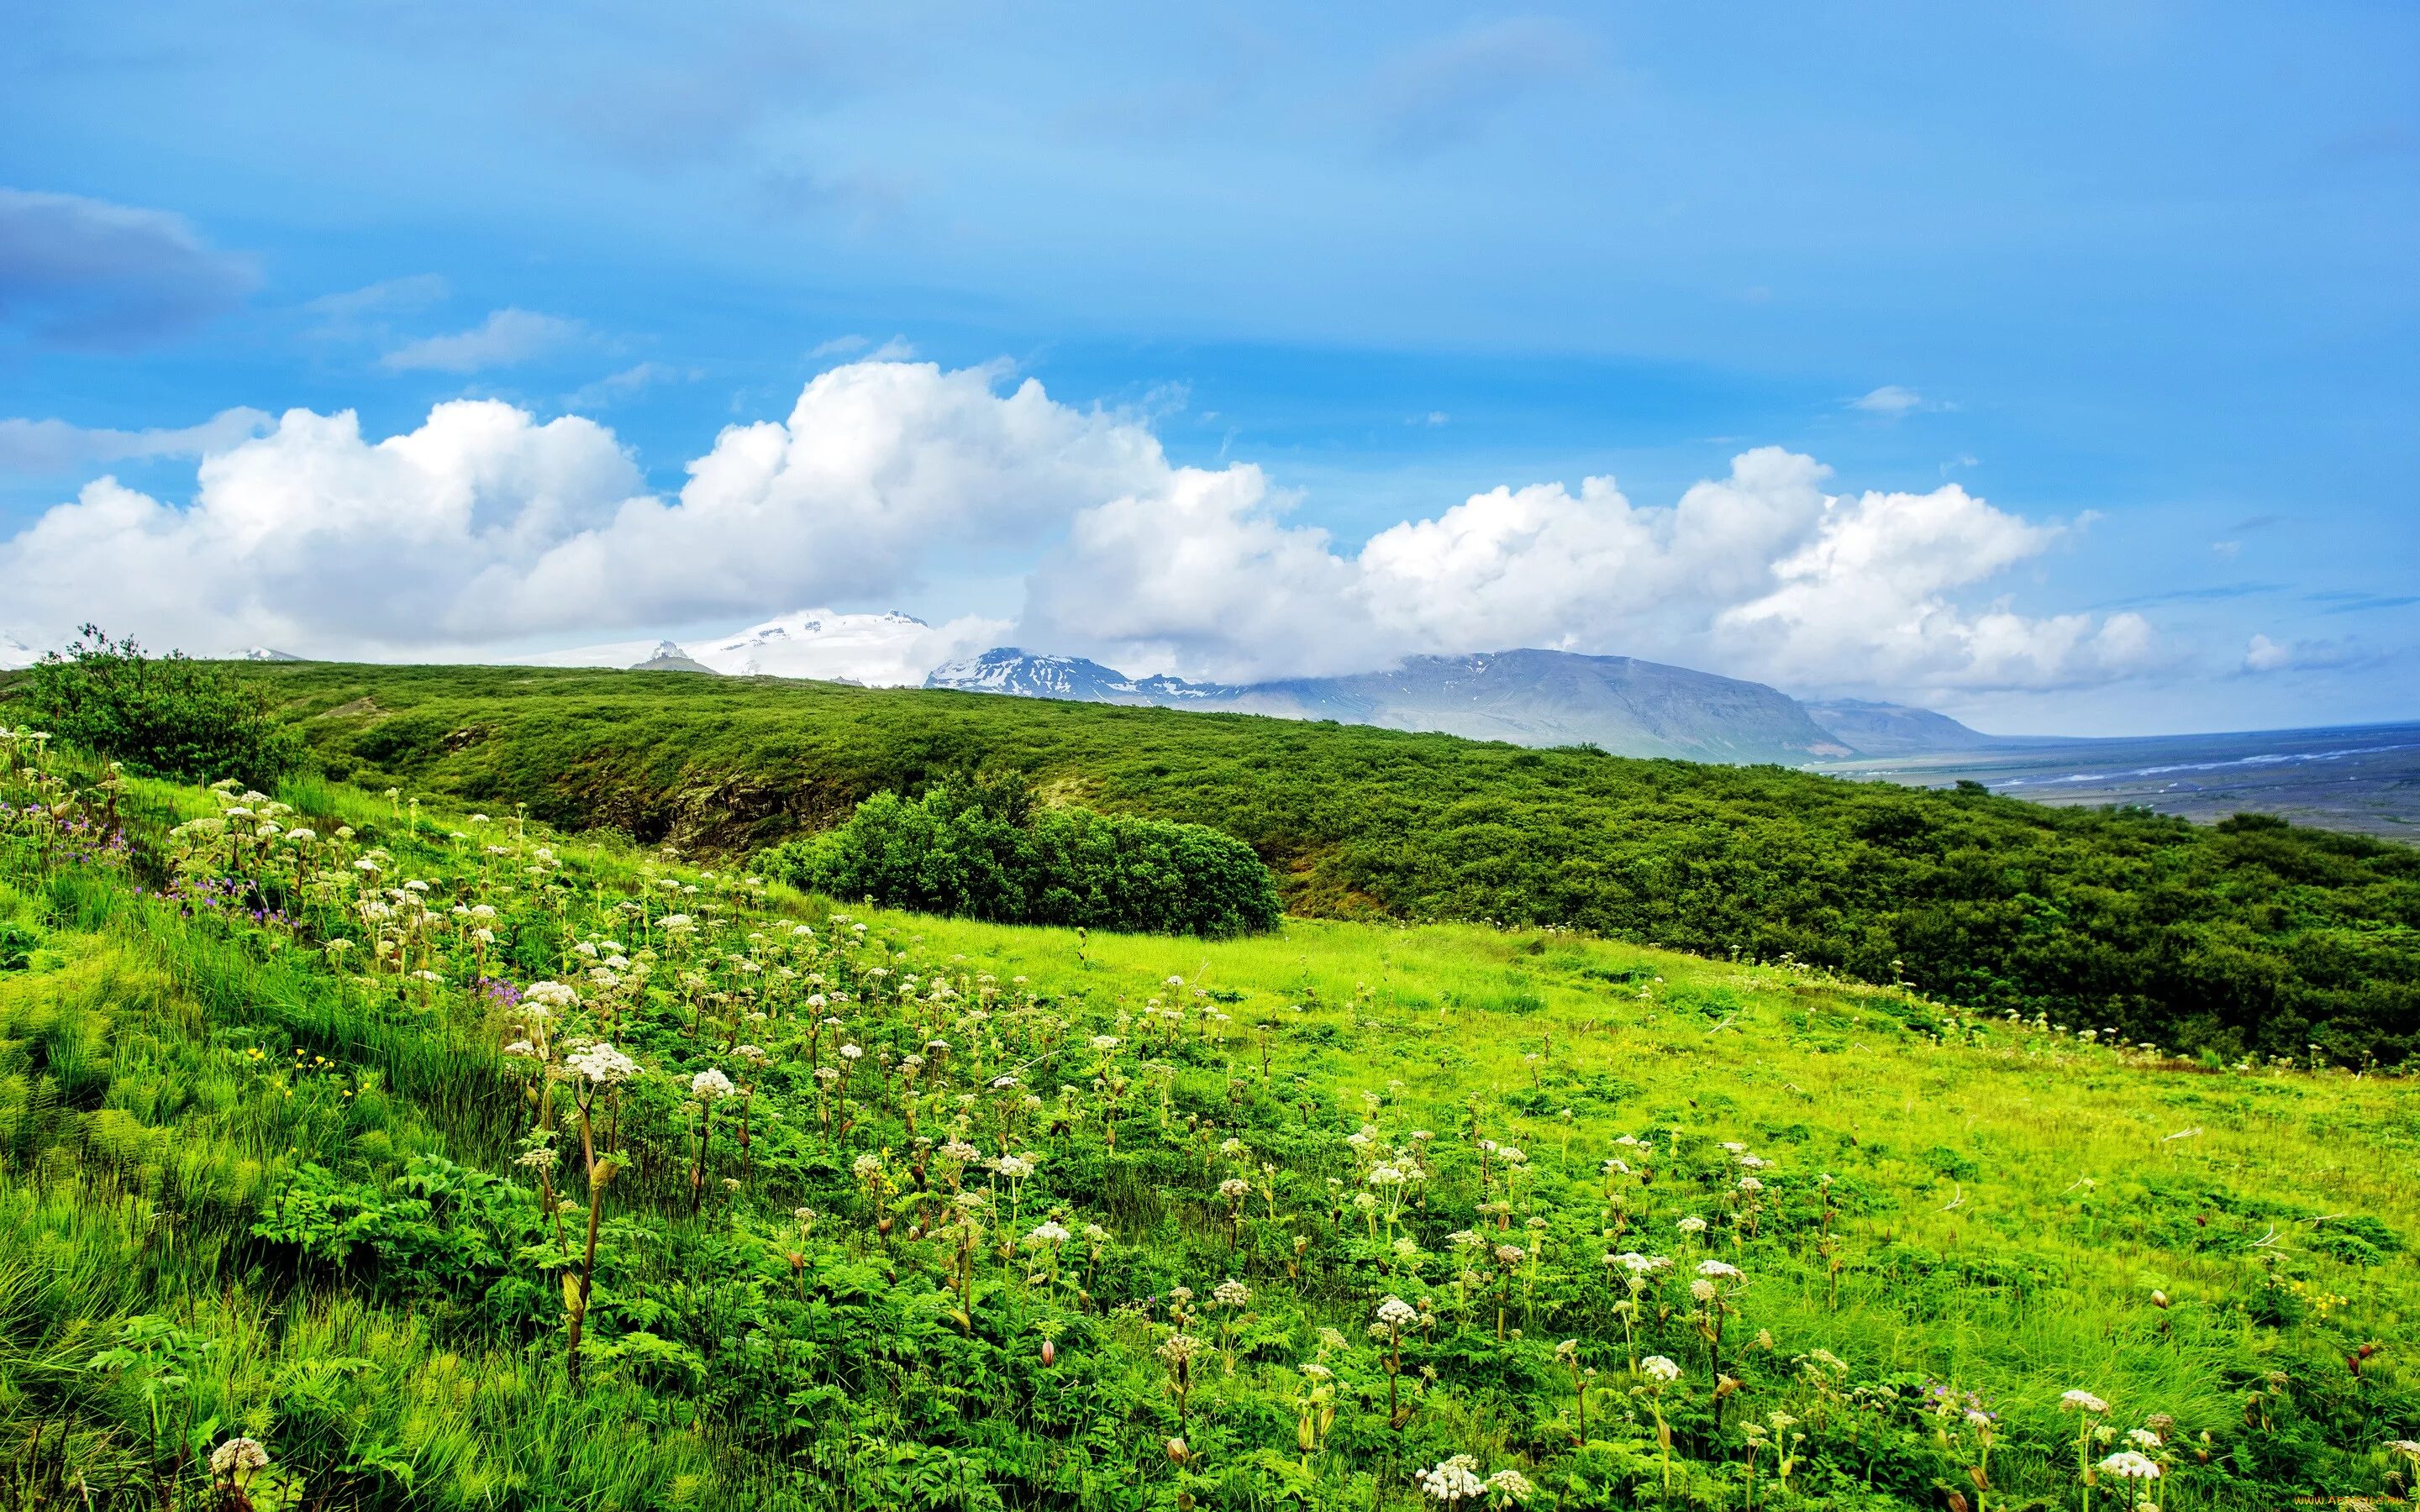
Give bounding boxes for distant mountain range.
[0,610,2006,763]
[926,646,2000,763]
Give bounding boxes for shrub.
[764,780,1282,937]
[8,626,308,786]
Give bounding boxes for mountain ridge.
[1801,697,1999,756]
[929,645,1862,763]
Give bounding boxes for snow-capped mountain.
[631,641,717,674]
[239,646,303,662]
[924,648,1234,704]
[523,609,1006,686]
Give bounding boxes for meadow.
[3,728,2415,1510]
[164,660,2420,1071]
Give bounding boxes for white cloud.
[0,407,272,472]
[304,275,450,338]
[2239,633,2369,675]
[380,308,585,372]
[0,362,1151,657]
[1026,439,2151,692]
[2243,633,2292,672]
[566,361,702,410]
[808,333,914,363]
[0,359,2154,696]
[1849,384,1940,417]
[1711,476,2153,690]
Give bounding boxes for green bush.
[765,780,1282,937]
[6,626,307,787]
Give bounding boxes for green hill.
[1,745,2412,1508]
[15,659,2417,1066]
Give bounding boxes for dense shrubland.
[8,628,307,789]
[90,662,2420,1068]
[760,779,1282,937]
[3,724,2417,1509]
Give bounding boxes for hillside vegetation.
[118,661,2420,1070]
[2,734,2416,1509]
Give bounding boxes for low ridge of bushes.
[5,625,307,787]
[762,777,1282,937]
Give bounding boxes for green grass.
[77,658,2420,1068]
[1,744,2414,1509]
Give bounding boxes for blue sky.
[2,1,2413,733]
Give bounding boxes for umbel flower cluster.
[0,742,2397,1510]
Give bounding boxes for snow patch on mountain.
[523,609,1007,685]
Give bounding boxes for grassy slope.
[184,662,2420,1066]
[2,760,2414,1508]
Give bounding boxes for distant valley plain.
[1818,721,2420,838]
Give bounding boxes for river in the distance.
[1812,722,2420,839]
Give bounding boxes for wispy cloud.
[2093,581,2286,610]
[1847,384,1950,418]
[380,308,585,373]
[566,361,702,410]
[755,165,909,228]
[808,333,914,364]
[545,22,865,172]
[0,407,272,472]
[1365,18,1589,159]
[304,275,450,339]
[0,187,256,350]
[2309,591,2420,616]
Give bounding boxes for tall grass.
[0,750,2410,1508]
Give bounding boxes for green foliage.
[220,663,2420,1066]
[0,748,2413,1508]
[765,779,1281,937]
[3,626,308,786]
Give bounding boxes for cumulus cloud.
[0,359,2152,696]
[0,402,648,655]
[380,308,585,372]
[0,407,272,473]
[0,362,1152,656]
[0,188,256,349]
[1025,439,2151,692]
